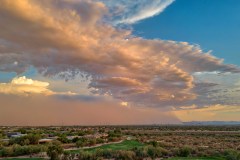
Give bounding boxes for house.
[38,138,53,144]
[7,132,27,138]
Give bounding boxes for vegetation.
[168,157,225,160]
[3,158,44,160]
[87,140,143,152]
[0,145,47,157]
[47,141,64,160]
[9,134,41,146]
[1,125,240,159]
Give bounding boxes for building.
[6,132,27,138]
[38,138,53,144]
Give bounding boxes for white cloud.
[0,76,52,96]
[11,76,49,87]
[0,76,78,97]
[101,0,175,24]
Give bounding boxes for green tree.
[47,142,63,160]
[76,138,88,148]
[57,135,69,144]
[18,128,27,134]
[72,137,79,143]
[27,134,40,144]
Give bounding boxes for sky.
[0,0,240,125]
[133,0,240,65]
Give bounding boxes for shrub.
[1,147,13,157]
[177,146,192,157]
[224,149,240,160]
[146,146,162,159]
[78,151,96,160]
[132,147,148,159]
[101,149,115,159]
[0,145,46,157]
[47,142,63,160]
[9,134,40,146]
[88,139,96,146]
[116,150,136,160]
[96,138,104,144]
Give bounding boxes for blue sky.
[133,0,240,65]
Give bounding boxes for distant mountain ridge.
[183,121,240,125]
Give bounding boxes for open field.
[86,140,144,151]
[69,140,144,153]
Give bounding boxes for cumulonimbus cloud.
[0,76,78,97]
[0,0,239,108]
[0,76,52,96]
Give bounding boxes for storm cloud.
[0,0,239,108]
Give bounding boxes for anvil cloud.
[0,0,239,109]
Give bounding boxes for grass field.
[87,140,144,152]
[70,140,144,153]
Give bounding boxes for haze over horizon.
[0,0,240,125]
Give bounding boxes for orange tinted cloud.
[0,76,52,96]
[0,0,239,108]
[0,76,77,96]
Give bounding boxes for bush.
[57,135,70,144]
[1,147,13,157]
[88,139,96,146]
[78,151,96,160]
[63,151,75,160]
[177,146,192,157]
[146,146,162,159]
[9,134,40,146]
[0,145,46,157]
[76,140,87,148]
[96,138,104,144]
[98,149,115,159]
[47,142,63,160]
[72,137,79,143]
[224,149,240,160]
[132,147,148,159]
[116,150,136,160]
